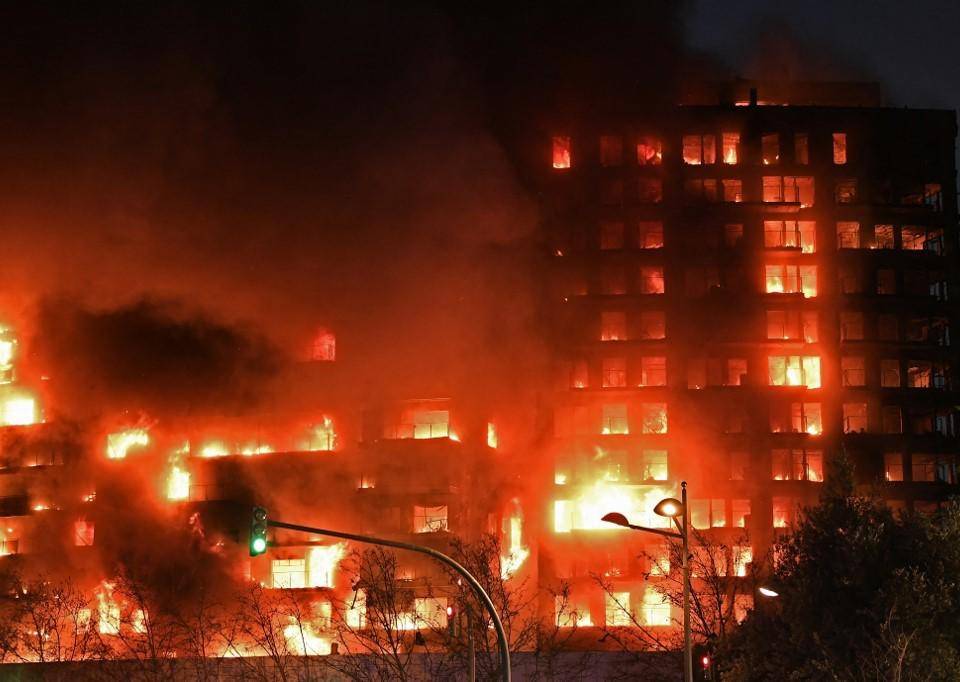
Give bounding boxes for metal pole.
[681,481,692,682]
[267,520,511,682]
[467,604,476,682]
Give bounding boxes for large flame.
[106,428,150,459]
[166,463,190,501]
[555,481,674,533]
[307,543,346,588]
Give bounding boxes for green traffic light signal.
[250,506,268,557]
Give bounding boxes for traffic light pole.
[266,519,511,682]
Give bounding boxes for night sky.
[687,0,960,111]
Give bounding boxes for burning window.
[553,500,573,533]
[552,136,571,169]
[794,402,822,435]
[413,505,448,533]
[569,360,589,389]
[772,498,794,529]
[601,404,629,435]
[638,311,665,340]
[682,134,716,165]
[601,179,623,205]
[871,224,894,249]
[732,499,750,528]
[726,358,747,386]
[636,178,662,203]
[311,328,336,362]
[763,220,816,252]
[641,403,667,434]
[640,356,666,387]
[835,179,857,204]
[642,587,671,626]
[721,179,743,202]
[640,449,668,481]
[876,269,896,295]
[907,361,932,388]
[639,266,665,294]
[0,392,38,427]
[600,266,626,295]
[843,403,868,433]
[691,499,725,528]
[722,132,739,164]
[106,428,150,460]
[884,453,904,481]
[637,221,664,249]
[762,176,814,206]
[836,222,860,249]
[74,520,94,546]
[772,449,823,481]
[841,357,865,387]
[486,422,498,449]
[392,409,450,439]
[307,544,346,587]
[601,311,627,341]
[684,178,718,202]
[599,135,623,167]
[901,226,926,250]
[724,223,743,247]
[602,358,626,388]
[636,136,662,165]
[600,221,624,250]
[794,133,809,164]
[761,133,779,165]
[605,592,632,627]
[832,133,847,164]
[765,264,817,297]
[768,356,821,388]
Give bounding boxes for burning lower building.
[0,81,956,669]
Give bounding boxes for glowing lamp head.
[758,586,780,598]
[600,512,630,528]
[654,498,683,518]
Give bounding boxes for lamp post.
[602,480,692,682]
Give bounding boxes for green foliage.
[721,456,960,681]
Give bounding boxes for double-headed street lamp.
[602,480,693,682]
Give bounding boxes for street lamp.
[758,586,780,598]
[602,481,693,682]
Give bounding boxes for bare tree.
[593,528,758,679]
[2,572,107,667]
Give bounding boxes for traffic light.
[250,506,268,556]
[701,653,713,681]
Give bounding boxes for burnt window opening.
[836,222,860,249]
[600,311,627,341]
[602,358,627,388]
[772,448,823,481]
[724,223,744,248]
[880,359,901,387]
[794,133,809,165]
[761,133,779,165]
[841,357,866,386]
[637,178,663,203]
[842,403,868,433]
[684,178,719,202]
[763,176,814,206]
[884,453,904,482]
[873,224,895,249]
[840,312,864,341]
[765,264,817,297]
[722,178,743,202]
[835,178,857,204]
[599,135,623,167]
[639,266,665,294]
[832,132,848,164]
[638,311,666,340]
[599,221,624,250]
[766,310,817,342]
